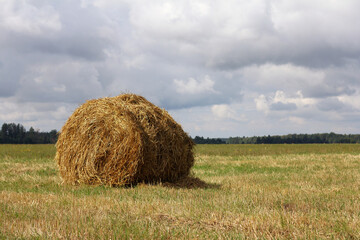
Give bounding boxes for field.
[1,144,360,239]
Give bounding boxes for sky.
[0,0,360,138]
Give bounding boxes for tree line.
[192,136,226,144]
[1,122,359,144]
[193,133,360,144]
[0,123,58,144]
[228,133,360,144]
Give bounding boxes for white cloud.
[211,104,246,121]
[273,90,315,107]
[1,0,360,136]
[271,0,360,50]
[174,75,216,94]
[212,104,233,118]
[0,1,61,35]
[255,95,269,114]
[125,0,360,69]
[51,106,69,120]
[338,95,360,110]
[17,61,103,103]
[242,63,326,96]
[53,84,66,93]
[255,90,316,114]
[0,98,75,131]
[287,116,305,125]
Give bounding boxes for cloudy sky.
[1,0,360,137]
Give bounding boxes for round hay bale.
[55,94,194,186]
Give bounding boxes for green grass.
[195,143,360,156]
[0,144,56,162]
[1,144,360,239]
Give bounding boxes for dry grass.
[1,144,360,239]
[55,94,194,186]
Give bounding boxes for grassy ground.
[1,144,360,239]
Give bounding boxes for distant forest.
[193,133,360,144]
[192,136,227,144]
[227,133,360,144]
[0,123,58,144]
[1,122,360,144]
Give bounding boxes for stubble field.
[1,144,360,239]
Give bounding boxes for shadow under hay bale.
[55,94,194,186]
[161,176,221,189]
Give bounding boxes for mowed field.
[1,144,360,239]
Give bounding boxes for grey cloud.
[128,1,360,71]
[290,48,360,69]
[159,91,241,110]
[303,82,356,99]
[0,1,113,102]
[160,77,243,110]
[241,62,359,101]
[270,102,297,111]
[1,0,360,136]
[0,72,19,97]
[103,55,243,110]
[0,1,111,61]
[207,38,360,71]
[1,30,109,61]
[0,99,76,131]
[32,35,108,61]
[0,56,24,97]
[16,61,104,103]
[317,98,346,112]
